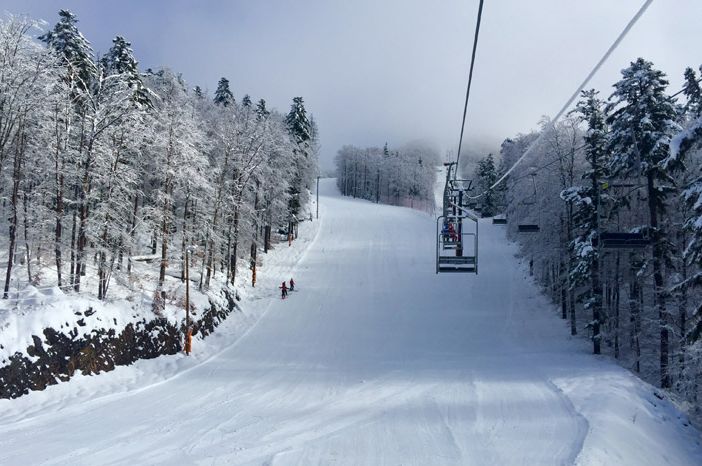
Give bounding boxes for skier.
[280,281,288,299]
[289,277,295,292]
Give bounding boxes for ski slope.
[1,178,701,465]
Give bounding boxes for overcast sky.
[3,0,701,169]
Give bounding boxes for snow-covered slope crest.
[0,278,233,398]
[0,285,182,363]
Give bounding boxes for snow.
[0,270,212,364]
[1,178,701,465]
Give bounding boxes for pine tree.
[286,96,311,145]
[242,94,252,108]
[607,58,681,387]
[256,99,269,120]
[682,67,701,118]
[285,97,312,216]
[476,153,498,216]
[102,36,150,106]
[39,10,97,92]
[562,89,609,354]
[213,77,234,107]
[193,85,204,99]
[672,67,702,346]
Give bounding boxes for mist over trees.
[334,141,441,212]
[0,12,319,302]
[471,58,702,414]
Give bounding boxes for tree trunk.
[159,209,169,290]
[678,230,688,380]
[230,208,241,286]
[264,225,271,253]
[54,152,64,287]
[127,193,139,274]
[180,197,189,282]
[646,173,669,388]
[74,163,92,291]
[614,279,620,359]
[23,189,32,283]
[70,207,77,287]
[3,131,24,299]
[629,253,642,373]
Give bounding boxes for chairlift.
[594,232,649,249]
[437,214,478,273]
[436,164,478,274]
[520,173,538,206]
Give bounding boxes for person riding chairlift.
[441,222,449,242]
[447,222,457,242]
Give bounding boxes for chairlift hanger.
[520,173,538,206]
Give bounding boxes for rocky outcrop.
[0,291,238,399]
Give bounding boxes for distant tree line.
[0,11,319,302]
[334,141,441,211]
[474,57,702,413]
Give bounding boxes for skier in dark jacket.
[280,281,288,299]
[289,278,295,291]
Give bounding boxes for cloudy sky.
[3,0,701,169]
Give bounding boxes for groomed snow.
[1,178,701,465]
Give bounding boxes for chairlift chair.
[436,214,478,273]
[594,232,649,249]
[436,165,478,274]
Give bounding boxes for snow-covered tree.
[256,98,270,121]
[102,35,150,107]
[285,97,313,218]
[39,9,96,93]
[562,89,610,354]
[0,16,61,298]
[607,58,681,388]
[334,141,440,211]
[476,153,499,217]
[682,67,701,119]
[143,69,209,293]
[0,9,318,338]
[213,77,234,107]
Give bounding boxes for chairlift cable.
[453,0,485,178]
[466,0,655,200]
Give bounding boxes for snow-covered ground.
[1,178,701,465]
